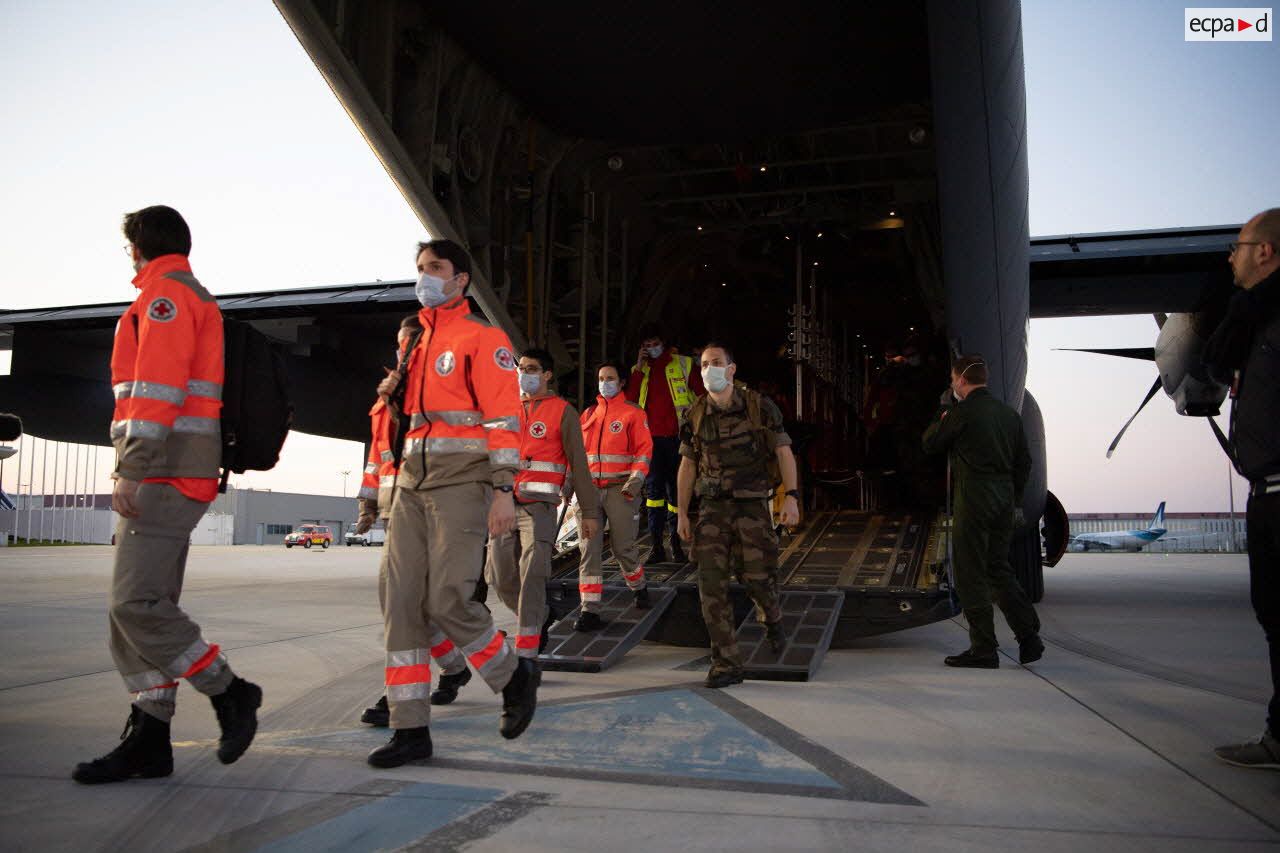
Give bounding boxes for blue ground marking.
[250,781,504,853]
[281,688,842,790]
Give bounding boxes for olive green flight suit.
[922,387,1039,655]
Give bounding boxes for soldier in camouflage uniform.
[677,343,801,688]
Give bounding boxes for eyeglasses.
[122,244,132,256]
[1229,241,1262,255]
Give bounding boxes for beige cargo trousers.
[485,501,558,657]
[578,484,647,612]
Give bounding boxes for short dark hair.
[596,360,623,377]
[952,354,988,385]
[521,347,554,374]
[123,206,191,260]
[701,341,735,364]
[637,322,663,343]
[416,239,472,277]
[399,314,422,331]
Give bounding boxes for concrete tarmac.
[0,546,1276,851]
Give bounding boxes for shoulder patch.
[146,296,178,323]
[494,346,516,371]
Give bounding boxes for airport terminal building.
[1,487,357,546]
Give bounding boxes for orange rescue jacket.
[581,394,653,489]
[515,394,570,503]
[110,254,223,482]
[360,398,399,515]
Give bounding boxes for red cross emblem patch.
[529,420,547,439]
[610,420,624,434]
[494,347,516,371]
[146,297,177,323]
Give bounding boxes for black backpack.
[218,317,293,492]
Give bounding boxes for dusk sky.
[1,1,1277,513]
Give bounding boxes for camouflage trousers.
[693,498,781,675]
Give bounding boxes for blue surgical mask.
[599,380,620,398]
[415,272,455,307]
[519,372,542,395]
[702,365,730,393]
[646,345,664,359]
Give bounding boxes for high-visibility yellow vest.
[638,352,694,415]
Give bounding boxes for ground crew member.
[368,239,538,769]
[1205,207,1280,770]
[676,343,799,688]
[627,322,705,565]
[358,316,471,729]
[575,361,654,630]
[485,348,600,659]
[74,206,261,785]
[922,354,1042,669]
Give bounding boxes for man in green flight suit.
[922,354,1044,669]
[676,342,801,688]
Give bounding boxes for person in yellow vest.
[486,349,600,659]
[625,322,706,565]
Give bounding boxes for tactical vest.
[686,385,782,499]
[638,352,694,414]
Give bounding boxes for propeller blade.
[1054,347,1156,362]
[1106,377,1164,458]
[1154,312,1168,330]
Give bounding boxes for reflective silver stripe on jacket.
[113,381,187,405]
[379,475,396,487]
[404,436,489,455]
[186,379,223,400]
[633,455,651,465]
[173,416,220,435]
[409,410,483,429]
[489,448,521,467]
[380,450,395,463]
[482,416,520,432]
[110,419,170,441]
[357,486,378,500]
[523,460,567,473]
[386,648,430,668]
[518,481,561,496]
[587,453,634,464]
[364,463,378,475]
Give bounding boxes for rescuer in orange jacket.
[484,348,600,660]
[574,360,654,631]
[357,316,471,729]
[368,239,539,769]
[74,206,262,786]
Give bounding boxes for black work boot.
[705,668,745,689]
[430,668,472,706]
[669,533,687,565]
[500,658,541,739]
[1018,635,1045,665]
[765,620,786,655]
[573,611,605,632]
[367,726,432,768]
[360,694,389,727]
[944,649,1000,669]
[73,707,173,784]
[633,587,652,610]
[210,676,263,765]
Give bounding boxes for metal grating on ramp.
[734,591,844,681]
[538,585,677,672]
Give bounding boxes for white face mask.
[702,365,730,393]
[415,272,457,307]
[599,380,620,398]
[646,345,664,359]
[519,372,542,395]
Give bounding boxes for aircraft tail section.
[1150,501,1166,531]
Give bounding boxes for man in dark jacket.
[1205,208,1280,771]
[922,354,1042,669]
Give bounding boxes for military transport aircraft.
[0,2,1240,670]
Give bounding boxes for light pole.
[340,470,350,498]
